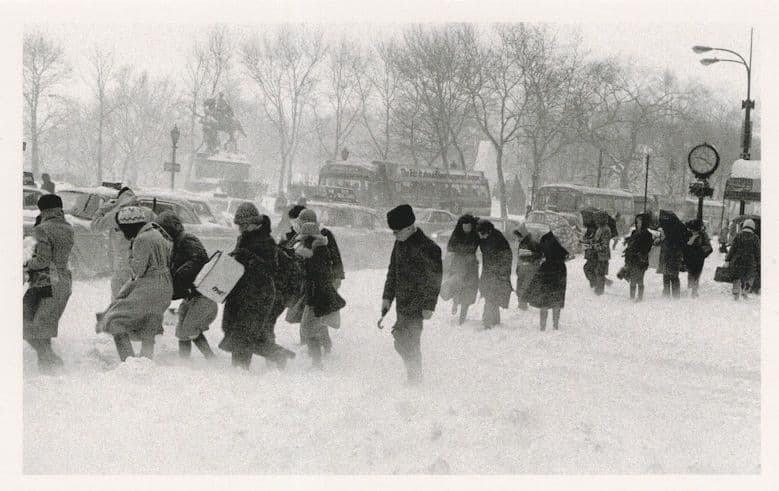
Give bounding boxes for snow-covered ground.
[23,247,759,474]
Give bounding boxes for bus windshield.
[537,187,579,211]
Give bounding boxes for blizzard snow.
[23,247,759,474]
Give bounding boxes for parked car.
[414,208,458,243]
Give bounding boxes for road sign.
[164,162,181,173]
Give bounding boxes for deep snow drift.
[23,248,759,474]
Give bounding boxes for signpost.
[168,125,180,190]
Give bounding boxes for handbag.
[714,265,735,283]
[194,251,245,303]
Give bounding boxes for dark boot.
[552,308,560,330]
[671,277,681,299]
[539,309,548,331]
[636,285,644,302]
[629,283,636,299]
[231,350,251,369]
[113,333,135,361]
[140,339,155,359]
[192,333,215,359]
[178,340,192,359]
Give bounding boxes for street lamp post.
[692,28,754,160]
[168,125,180,190]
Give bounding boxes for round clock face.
[688,143,720,177]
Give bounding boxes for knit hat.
[298,208,318,224]
[299,222,320,236]
[288,205,306,219]
[156,210,184,240]
[116,206,148,225]
[37,194,63,211]
[742,218,756,232]
[386,204,415,230]
[233,202,261,225]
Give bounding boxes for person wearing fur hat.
[220,203,294,369]
[382,204,442,384]
[683,219,713,298]
[291,220,346,369]
[476,219,513,329]
[725,218,760,300]
[97,206,173,361]
[444,214,480,325]
[91,186,155,299]
[156,211,217,359]
[23,194,74,372]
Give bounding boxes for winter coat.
[168,232,210,300]
[683,230,713,275]
[526,231,568,310]
[624,228,653,273]
[281,227,344,281]
[91,198,156,298]
[515,235,542,303]
[656,212,690,276]
[593,225,612,261]
[294,233,346,318]
[725,230,760,281]
[220,228,278,352]
[479,229,513,308]
[101,223,173,341]
[383,228,443,319]
[445,219,480,306]
[23,209,74,340]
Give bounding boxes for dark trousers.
[687,270,702,297]
[482,301,500,328]
[593,260,609,295]
[629,269,646,300]
[662,274,680,298]
[392,314,423,383]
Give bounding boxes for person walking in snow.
[97,206,173,361]
[683,219,713,298]
[23,194,74,372]
[156,211,217,359]
[91,187,155,300]
[476,219,513,329]
[656,210,689,299]
[292,220,346,370]
[525,229,568,331]
[619,213,654,302]
[444,214,480,325]
[724,218,760,300]
[513,224,542,311]
[591,211,612,295]
[580,209,599,290]
[381,204,442,385]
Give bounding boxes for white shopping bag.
[194,251,245,303]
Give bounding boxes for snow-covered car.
[524,210,580,256]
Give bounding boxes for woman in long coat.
[525,229,568,331]
[657,210,689,299]
[445,214,480,325]
[293,221,346,369]
[725,218,760,300]
[621,213,654,301]
[220,203,292,369]
[683,218,713,298]
[99,206,173,360]
[476,219,513,329]
[24,194,74,371]
[513,224,542,310]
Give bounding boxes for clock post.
[687,143,720,224]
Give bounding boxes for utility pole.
[596,148,604,188]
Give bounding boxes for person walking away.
[220,204,287,369]
[656,210,688,299]
[580,209,598,289]
[525,229,568,331]
[513,224,542,310]
[91,187,155,300]
[620,213,654,301]
[476,219,513,329]
[292,222,346,369]
[592,211,612,295]
[683,219,713,298]
[296,208,345,353]
[23,194,74,372]
[97,207,173,360]
[725,218,760,300]
[445,214,480,325]
[381,204,442,385]
[40,173,55,194]
[156,211,217,359]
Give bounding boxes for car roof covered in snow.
[58,185,120,198]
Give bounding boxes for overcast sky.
[35,22,759,109]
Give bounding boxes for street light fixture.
[691,28,754,160]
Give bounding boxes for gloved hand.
[381,299,391,317]
[422,310,433,320]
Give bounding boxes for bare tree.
[23,31,70,176]
[83,47,121,184]
[241,26,325,191]
[459,25,528,219]
[356,39,400,160]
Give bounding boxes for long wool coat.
[725,230,760,280]
[683,230,713,275]
[383,228,442,319]
[526,232,568,310]
[479,229,513,308]
[295,233,346,318]
[220,228,278,353]
[445,219,480,306]
[623,227,653,278]
[101,223,173,341]
[23,209,74,340]
[515,234,542,304]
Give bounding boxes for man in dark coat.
[444,214,480,325]
[725,218,760,300]
[683,219,713,298]
[525,230,568,331]
[24,194,74,372]
[620,213,654,301]
[476,219,513,329]
[156,211,217,359]
[657,210,689,299]
[382,204,442,385]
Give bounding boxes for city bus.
[535,183,634,234]
[318,159,492,216]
